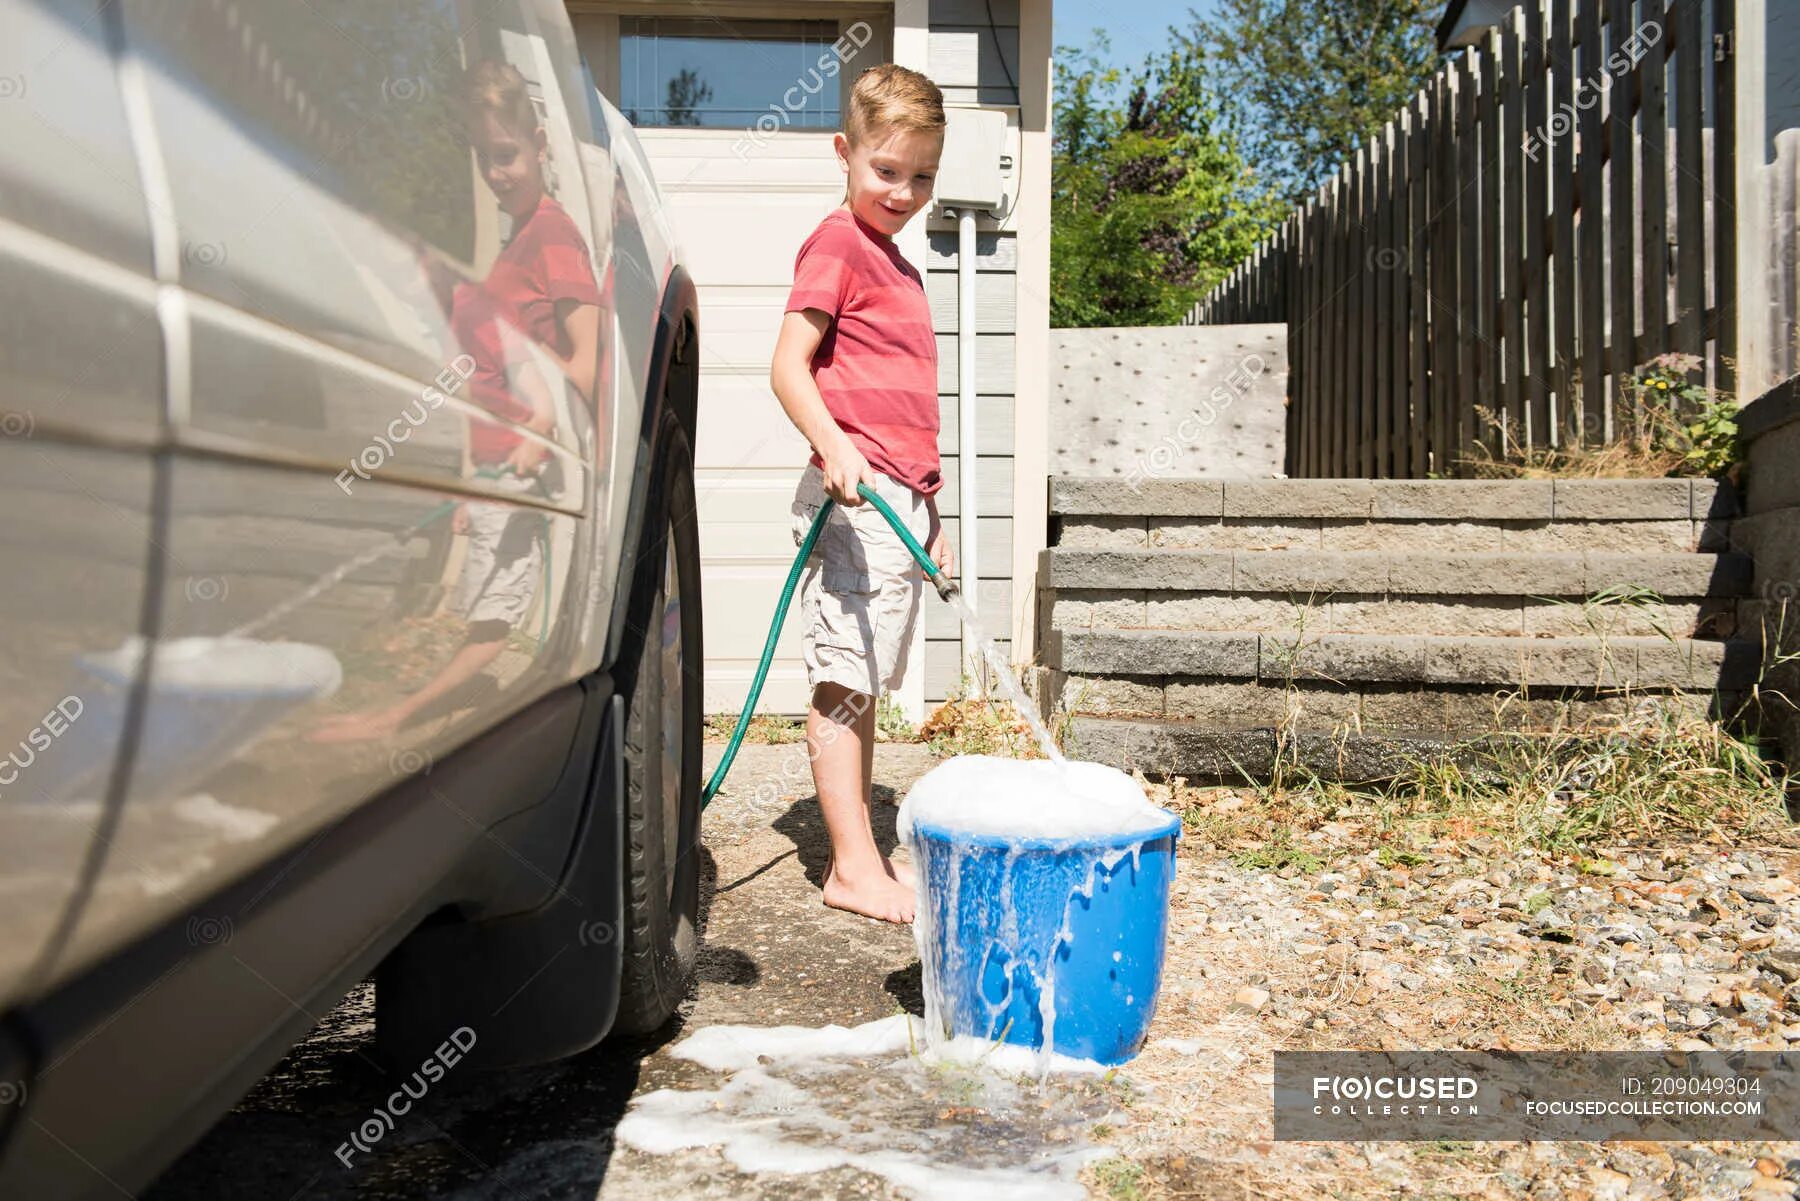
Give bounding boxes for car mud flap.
[374,687,625,1070]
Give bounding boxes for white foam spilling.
[85,637,342,696]
[666,1014,1111,1078]
[897,755,1174,844]
[615,1014,1116,1200]
[897,756,1180,1075]
[942,590,1063,762]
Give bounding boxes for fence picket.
[1182,0,1731,478]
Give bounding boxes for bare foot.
[883,855,916,890]
[307,708,406,744]
[823,864,915,924]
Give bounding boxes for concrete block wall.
[1036,476,1757,779]
[1733,375,1800,768]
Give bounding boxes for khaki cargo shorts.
[789,461,930,698]
[452,472,545,634]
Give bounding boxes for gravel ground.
[149,742,1800,1200]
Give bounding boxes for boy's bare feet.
[307,707,407,743]
[884,855,916,890]
[825,849,916,894]
[823,861,915,924]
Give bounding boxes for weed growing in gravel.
[875,693,917,742]
[1089,1155,1147,1201]
[703,712,805,744]
[1230,828,1324,874]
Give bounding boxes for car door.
[39,0,619,988]
[0,0,163,1008]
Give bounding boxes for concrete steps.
[1036,476,1754,780]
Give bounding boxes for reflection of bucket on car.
[899,756,1182,1068]
[18,637,342,806]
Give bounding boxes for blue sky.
[1050,0,1219,88]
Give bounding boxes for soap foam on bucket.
[899,755,1181,1071]
[897,755,1175,847]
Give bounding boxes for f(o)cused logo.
[186,914,234,947]
[389,748,433,777]
[382,76,428,102]
[1366,247,1410,272]
[186,575,230,603]
[182,240,227,268]
[578,919,618,947]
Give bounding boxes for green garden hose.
[701,481,958,809]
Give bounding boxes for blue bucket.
[910,809,1182,1066]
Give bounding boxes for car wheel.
[612,417,702,1034]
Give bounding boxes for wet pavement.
[147,741,1118,1201]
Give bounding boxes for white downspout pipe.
[953,204,980,684]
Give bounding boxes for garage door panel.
[693,285,793,368]
[704,665,813,719]
[669,193,846,286]
[695,377,810,471]
[639,129,841,188]
[634,107,845,713]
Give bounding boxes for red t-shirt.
[452,195,603,465]
[784,207,941,495]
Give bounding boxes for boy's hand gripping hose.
[701,482,955,809]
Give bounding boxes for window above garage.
[618,17,845,129]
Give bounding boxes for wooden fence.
[1186,0,1736,479]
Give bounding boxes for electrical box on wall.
[934,105,1010,213]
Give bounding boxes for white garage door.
[573,9,900,716]
[657,128,855,716]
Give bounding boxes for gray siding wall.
[923,229,1018,702]
[927,0,1020,106]
[922,0,1022,703]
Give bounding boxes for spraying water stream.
[940,589,1063,764]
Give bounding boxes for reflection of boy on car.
[312,61,602,744]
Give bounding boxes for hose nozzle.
[932,572,960,603]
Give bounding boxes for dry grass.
[703,712,806,744]
[1164,702,1794,861]
[916,696,1051,758]
[1451,400,1735,482]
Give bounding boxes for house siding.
[922,0,1023,704]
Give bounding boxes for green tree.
[664,67,714,127]
[1051,39,1280,327]
[1185,0,1445,203]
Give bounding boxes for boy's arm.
[923,492,954,578]
[770,308,872,506]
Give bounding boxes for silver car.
[0,2,702,1195]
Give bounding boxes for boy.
[769,64,953,925]
[312,60,602,744]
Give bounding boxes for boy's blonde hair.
[845,64,945,147]
[464,59,538,137]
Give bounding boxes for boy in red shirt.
[770,64,953,925]
[313,60,602,744]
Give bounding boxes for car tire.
[612,416,703,1034]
